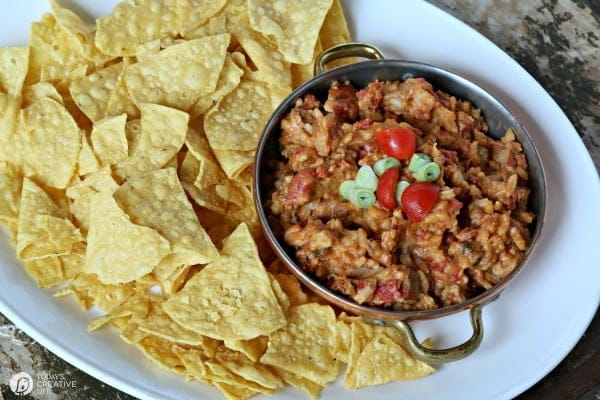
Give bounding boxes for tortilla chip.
[114,103,188,180]
[223,336,268,363]
[136,335,187,374]
[163,224,285,340]
[77,134,100,176]
[0,161,22,227]
[204,79,271,151]
[272,367,324,400]
[26,14,89,84]
[319,0,351,50]
[95,0,226,56]
[22,82,63,107]
[247,0,333,64]
[260,304,340,385]
[16,178,82,261]
[66,167,119,233]
[113,168,218,266]
[188,55,243,118]
[90,114,128,166]
[125,34,229,110]
[84,192,170,284]
[345,333,435,389]
[69,62,123,123]
[20,97,81,189]
[0,47,29,164]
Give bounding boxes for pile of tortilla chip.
[0,0,435,398]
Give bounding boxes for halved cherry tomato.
[401,182,440,222]
[376,167,399,210]
[375,127,416,160]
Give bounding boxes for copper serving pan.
[253,43,547,363]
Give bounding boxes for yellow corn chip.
[136,301,206,346]
[223,336,268,363]
[95,0,226,56]
[49,0,112,67]
[260,304,340,385]
[136,335,187,374]
[272,367,324,400]
[215,348,283,390]
[26,14,89,84]
[16,178,82,261]
[345,333,435,389]
[0,161,22,227]
[69,62,124,123]
[22,82,63,107]
[319,0,350,50]
[125,34,229,110]
[234,26,292,90]
[105,61,140,120]
[189,55,243,118]
[213,382,259,400]
[272,273,309,307]
[90,114,128,166]
[212,148,254,180]
[113,168,218,266]
[0,47,29,164]
[164,224,285,340]
[20,97,81,189]
[204,79,272,151]
[66,167,119,233]
[84,192,170,284]
[114,103,188,180]
[247,0,333,64]
[77,134,100,177]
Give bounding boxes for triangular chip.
[113,168,218,266]
[26,13,89,84]
[95,0,226,56]
[84,192,170,284]
[19,97,81,188]
[90,113,128,166]
[77,134,100,176]
[125,34,229,110]
[259,304,340,385]
[0,161,22,227]
[189,54,243,118]
[114,103,188,180]
[247,0,333,64]
[345,333,435,389]
[204,79,272,151]
[16,178,82,261]
[69,62,123,123]
[164,224,285,340]
[66,167,119,233]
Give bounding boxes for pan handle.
[315,43,385,75]
[363,304,484,364]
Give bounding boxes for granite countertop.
[1,1,598,399]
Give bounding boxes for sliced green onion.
[339,180,360,200]
[395,180,410,205]
[415,162,441,182]
[408,153,431,173]
[354,165,378,190]
[373,157,401,176]
[349,188,376,208]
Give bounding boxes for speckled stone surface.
[1,1,598,400]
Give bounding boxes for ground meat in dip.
[268,78,535,311]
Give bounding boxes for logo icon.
[9,372,33,397]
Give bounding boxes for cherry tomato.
[376,167,399,210]
[375,127,416,160]
[401,182,440,222]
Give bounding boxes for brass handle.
[315,42,385,75]
[363,304,484,364]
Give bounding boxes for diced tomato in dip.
[269,79,534,310]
